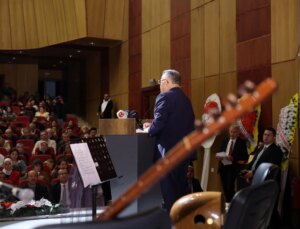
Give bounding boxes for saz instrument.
[98,78,278,220]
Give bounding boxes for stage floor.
[0,208,105,229]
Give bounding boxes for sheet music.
[70,143,101,187]
[216,152,232,165]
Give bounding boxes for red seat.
[0,147,8,156]
[15,116,30,125]
[12,106,21,115]
[0,102,10,107]
[65,114,78,126]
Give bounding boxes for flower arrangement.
[276,93,299,171]
[237,95,261,153]
[0,198,69,218]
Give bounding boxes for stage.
[0,208,105,229]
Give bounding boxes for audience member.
[20,170,49,200]
[187,165,203,193]
[2,158,20,186]
[51,168,71,207]
[9,148,26,178]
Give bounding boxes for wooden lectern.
[99,118,136,135]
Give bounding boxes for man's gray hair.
[163,69,181,85]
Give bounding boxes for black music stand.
[70,136,117,220]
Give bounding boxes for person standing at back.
[144,69,196,211]
[216,124,248,202]
[98,93,113,119]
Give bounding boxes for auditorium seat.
[15,116,30,125]
[34,207,171,229]
[223,180,279,229]
[65,114,78,126]
[12,106,21,115]
[0,147,8,156]
[251,163,279,186]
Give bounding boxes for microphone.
[0,181,34,202]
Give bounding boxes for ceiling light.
[90,42,95,46]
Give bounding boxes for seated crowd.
[0,91,101,207]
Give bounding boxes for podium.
[99,118,136,135]
[99,119,161,216]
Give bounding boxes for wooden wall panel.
[63,0,82,39]
[237,0,270,13]
[191,77,205,118]
[220,0,236,73]
[272,60,299,125]
[150,27,161,82]
[204,75,220,99]
[9,0,26,49]
[142,32,151,87]
[142,0,151,33]
[204,0,219,77]
[16,64,38,97]
[191,0,204,10]
[122,0,129,40]
[0,64,38,97]
[160,22,171,72]
[104,0,126,39]
[219,71,236,98]
[237,5,270,42]
[74,0,87,37]
[33,0,49,47]
[23,0,39,48]
[151,0,161,28]
[0,0,12,48]
[271,0,298,63]
[191,7,204,80]
[86,0,105,38]
[160,0,171,25]
[237,35,271,72]
[43,0,60,44]
[110,42,129,96]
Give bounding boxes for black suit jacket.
[51,182,62,203]
[247,143,283,172]
[191,178,203,192]
[219,137,248,170]
[149,87,195,161]
[99,100,113,119]
[21,183,49,200]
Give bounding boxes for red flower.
[1,201,12,208]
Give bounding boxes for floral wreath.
[276,93,299,171]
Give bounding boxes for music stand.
[70,136,117,220]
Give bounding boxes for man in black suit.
[21,170,49,200]
[242,127,283,182]
[144,69,196,211]
[242,127,283,229]
[51,168,71,207]
[216,124,248,202]
[98,93,113,119]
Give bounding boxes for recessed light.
[69,54,73,58]
[12,57,16,60]
[76,50,81,53]
[90,42,95,46]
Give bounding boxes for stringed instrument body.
[98,78,278,228]
[170,192,224,229]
